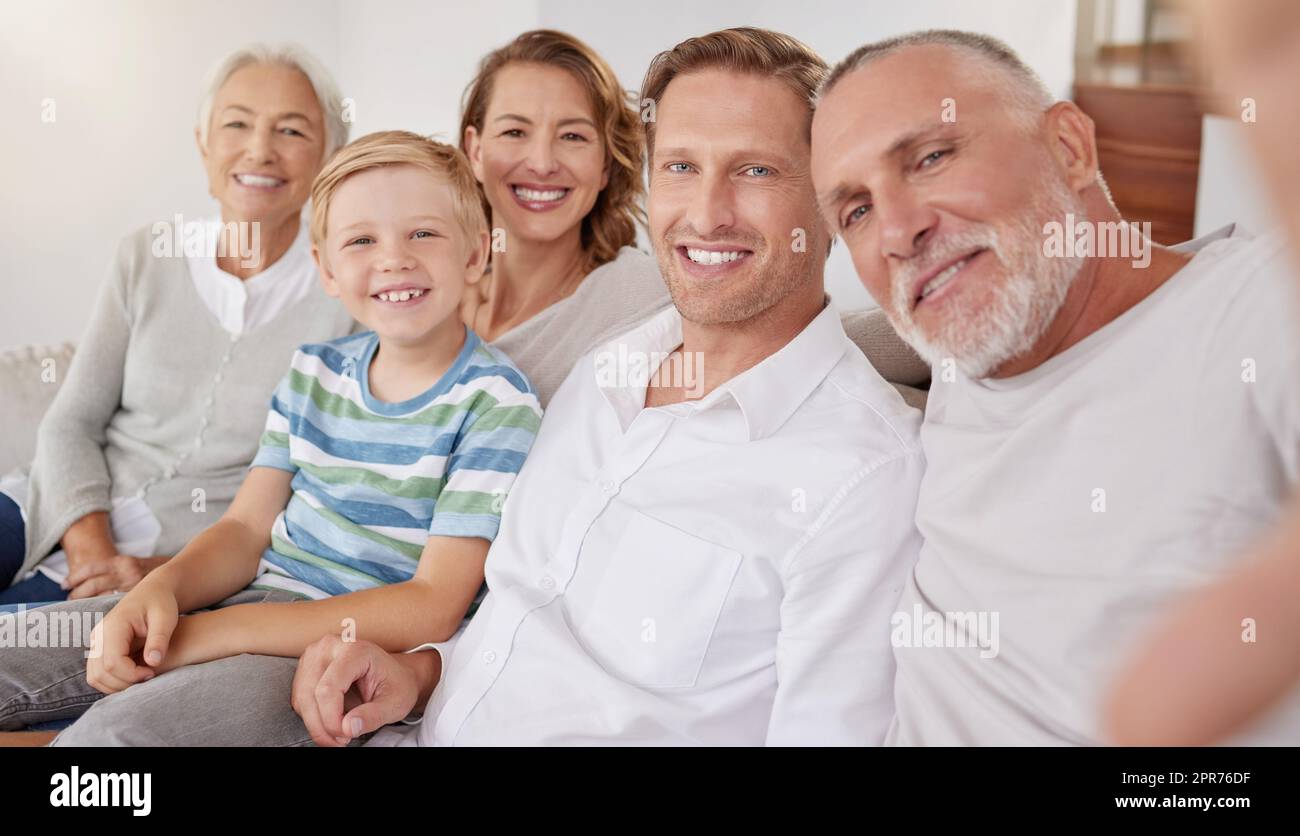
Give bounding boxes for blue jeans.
[0,491,66,608]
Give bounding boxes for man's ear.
[464,229,491,286]
[464,125,485,183]
[313,244,341,298]
[1044,101,1099,194]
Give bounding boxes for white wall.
[1196,115,1277,239]
[337,0,539,142]
[1,0,1077,347]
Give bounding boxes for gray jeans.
[0,588,336,746]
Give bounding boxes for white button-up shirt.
[370,300,924,746]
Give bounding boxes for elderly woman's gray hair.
[196,43,349,158]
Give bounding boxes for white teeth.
[514,186,568,202]
[235,174,284,187]
[685,248,746,265]
[376,288,426,302]
[919,257,969,299]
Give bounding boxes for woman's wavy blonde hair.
[459,29,644,270]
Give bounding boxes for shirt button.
[482,650,497,664]
[540,575,555,589]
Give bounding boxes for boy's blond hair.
[310,130,488,251]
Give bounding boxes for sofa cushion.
[0,342,75,476]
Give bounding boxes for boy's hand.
[66,555,168,600]
[85,584,180,694]
[291,636,430,747]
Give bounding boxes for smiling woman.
[0,44,354,607]
[457,30,672,404]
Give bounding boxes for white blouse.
[186,216,318,335]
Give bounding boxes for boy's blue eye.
[666,163,691,173]
[413,230,438,239]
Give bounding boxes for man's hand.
[85,583,181,694]
[65,555,167,600]
[291,636,436,747]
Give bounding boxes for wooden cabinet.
[1073,79,1205,245]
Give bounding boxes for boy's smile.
[371,283,431,305]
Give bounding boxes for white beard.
[888,177,1086,379]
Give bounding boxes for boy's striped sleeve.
[428,390,544,542]
[250,360,300,474]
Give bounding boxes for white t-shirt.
[888,225,1300,745]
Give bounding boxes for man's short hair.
[640,27,829,161]
[820,29,1054,129]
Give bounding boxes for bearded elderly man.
[287,27,924,747]
[812,29,1300,745]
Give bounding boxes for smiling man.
[289,27,924,747]
[812,29,1300,745]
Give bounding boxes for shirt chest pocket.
[570,511,743,690]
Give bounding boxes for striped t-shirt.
[248,327,542,600]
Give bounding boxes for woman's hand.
[65,554,168,600]
[60,511,117,574]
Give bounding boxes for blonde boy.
[0,132,542,746]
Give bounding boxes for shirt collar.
[592,296,849,441]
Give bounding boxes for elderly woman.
[0,44,354,605]
[458,29,672,404]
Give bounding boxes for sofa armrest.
[0,342,75,476]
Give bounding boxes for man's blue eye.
[921,149,949,167]
[746,166,772,177]
[844,204,871,228]
[667,163,691,173]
